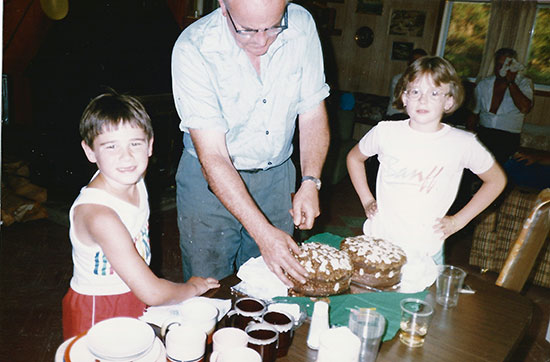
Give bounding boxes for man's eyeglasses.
[404,88,450,102]
[226,6,288,38]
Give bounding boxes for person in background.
[347,56,506,289]
[385,48,428,120]
[467,47,534,167]
[504,148,550,190]
[171,0,330,286]
[62,91,219,340]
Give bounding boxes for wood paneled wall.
[325,0,442,94]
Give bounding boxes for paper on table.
[275,290,429,342]
[139,296,231,327]
[233,256,289,300]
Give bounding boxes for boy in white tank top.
[62,91,219,340]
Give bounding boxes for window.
[438,1,550,89]
[526,5,550,86]
[440,1,491,79]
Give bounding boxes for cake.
[287,242,353,297]
[340,235,407,288]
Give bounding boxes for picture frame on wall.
[389,10,426,37]
[295,0,341,36]
[356,0,383,15]
[391,41,414,61]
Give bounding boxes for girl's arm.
[347,145,377,217]
[436,163,507,237]
[74,204,219,306]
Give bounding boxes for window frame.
[436,0,550,93]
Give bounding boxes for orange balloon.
[40,0,69,20]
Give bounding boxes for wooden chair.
[496,188,550,292]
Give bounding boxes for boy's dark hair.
[80,90,154,147]
[393,56,465,114]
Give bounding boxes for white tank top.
[69,173,151,296]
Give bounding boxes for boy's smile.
[82,124,153,190]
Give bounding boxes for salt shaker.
[307,301,329,350]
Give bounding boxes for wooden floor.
[1,176,549,361]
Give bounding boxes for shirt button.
[262,99,267,103]
[266,130,269,135]
[268,161,272,165]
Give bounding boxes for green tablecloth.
[274,232,429,342]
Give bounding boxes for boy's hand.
[363,200,378,219]
[188,276,220,296]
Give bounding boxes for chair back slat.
[496,188,550,292]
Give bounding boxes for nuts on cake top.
[341,235,407,270]
[293,242,352,281]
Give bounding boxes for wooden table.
[204,274,533,362]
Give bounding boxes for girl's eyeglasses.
[405,88,450,102]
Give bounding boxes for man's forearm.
[298,102,330,178]
[508,81,532,114]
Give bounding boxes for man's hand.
[290,181,320,230]
[256,226,308,287]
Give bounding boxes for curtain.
[476,0,537,80]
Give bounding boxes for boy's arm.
[347,145,377,216]
[438,163,507,237]
[75,204,219,306]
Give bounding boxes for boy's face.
[82,123,153,187]
[402,73,454,132]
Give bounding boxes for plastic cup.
[436,265,466,308]
[348,308,386,362]
[399,298,433,348]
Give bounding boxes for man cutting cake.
[171,0,330,286]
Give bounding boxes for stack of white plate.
[59,317,166,362]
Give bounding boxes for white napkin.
[233,256,289,300]
[500,57,525,77]
[139,296,231,326]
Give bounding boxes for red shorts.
[62,287,147,340]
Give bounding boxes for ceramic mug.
[212,327,249,353]
[261,310,295,357]
[162,300,219,345]
[226,297,267,330]
[162,324,206,362]
[209,347,262,362]
[245,322,279,362]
